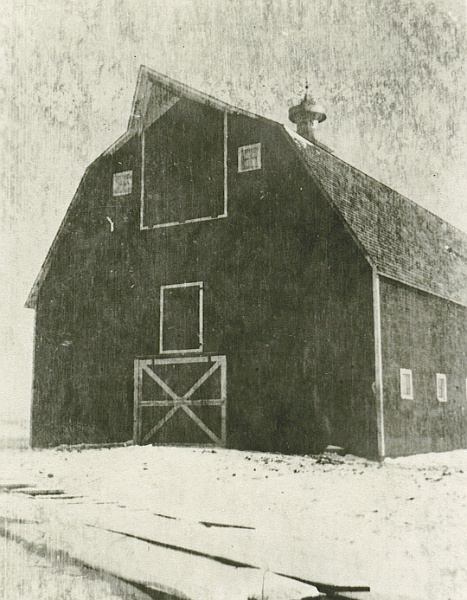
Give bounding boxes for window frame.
[238,143,262,173]
[159,282,204,355]
[436,373,447,403]
[400,368,414,400]
[112,170,133,197]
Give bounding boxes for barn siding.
[380,277,467,456]
[31,98,378,456]
[31,141,139,446]
[299,211,378,459]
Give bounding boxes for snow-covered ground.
[0,418,28,450]
[0,444,466,600]
[0,535,153,600]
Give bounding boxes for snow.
[1,446,466,599]
[0,535,152,600]
[0,420,29,450]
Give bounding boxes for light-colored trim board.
[139,131,146,230]
[161,282,204,290]
[159,282,204,355]
[377,271,467,309]
[133,359,143,443]
[140,355,223,366]
[141,214,227,231]
[141,399,223,407]
[372,268,385,459]
[199,284,204,356]
[224,111,228,214]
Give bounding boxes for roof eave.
[376,270,467,309]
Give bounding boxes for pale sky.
[1,0,466,421]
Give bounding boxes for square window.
[400,368,413,400]
[436,373,447,402]
[160,282,203,354]
[113,170,133,196]
[238,143,261,172]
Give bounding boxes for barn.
[26,66,467,459]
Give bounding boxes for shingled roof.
[285,127,467,307]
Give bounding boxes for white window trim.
[113,170,133,196]
[400,368,413,400]
[436,373,447,403]
[238,143,262,173]
[159,282,204,355]
[140,112,228,230]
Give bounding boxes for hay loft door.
[134,356,227,446]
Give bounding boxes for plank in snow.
[14,488,66,496]
[0,493,370,596]
[4,520,322,600]
[60,503,370,593]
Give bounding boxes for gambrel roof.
[26,65,467,309]
[286,127,467,307]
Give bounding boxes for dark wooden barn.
[26,66,467,459]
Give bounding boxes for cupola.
[289,87,327,143]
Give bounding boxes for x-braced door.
[134,355,226,446]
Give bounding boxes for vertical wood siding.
[31,99,377,456]
[380,278,467,456]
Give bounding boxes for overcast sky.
[1,0,466,420]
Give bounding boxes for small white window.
[238,143,261,172]
[436,373,447,402]
[113,170,133,196]
[400,368,413,400]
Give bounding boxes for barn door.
[134,356,226,446]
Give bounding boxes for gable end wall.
[30,101,378,457]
